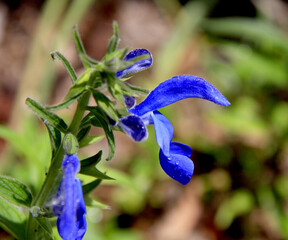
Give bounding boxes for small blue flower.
[116,50,230,185]
[53,154,86,240]
[116,49,153,78]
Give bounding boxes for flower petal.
[170,142,192,158]
[130,75,231,116]
[57,164,77,239]
[159,149,194,185]
[62,154,80,175]
[75,178,87,239]
[118,114,148,142]
[116,49,152,78]
[151,111,173,156]
[123,95,136,109]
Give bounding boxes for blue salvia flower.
[117,49,230,185]
[53,154,86,240]
[116,48,153,78]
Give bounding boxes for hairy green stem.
[28,92,91,237]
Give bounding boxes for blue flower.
[116,49,152,78]
[53,154,86,240]
[117,50,230,185]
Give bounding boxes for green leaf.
[79,134,105,148]
[0,175,33,208]
[46,89,86,111]
[80,151,114,179]
[26,215,53,240]
[0,197,26,240]
[80,150,102,167]
[34,216,54,240]
[63,133,79,155]
[91,89,119,121]
[87,107,115,160]
[106,75,126,106]
[106,21,119,54]
[25,98,68,133]
[73,25,99,68]
[64,70,91,101]
[43,122,61,158]
[50,51,77,83]
[125,82,150,95]
[77,126,91,142]
[82,179,102,195]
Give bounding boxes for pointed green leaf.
[26,215,53,240]
[87,107,115,160]
[0,175,32,208]
[126,82,149,95]
[64,70,91,101]
[106,75,126,106]
[81,151,102,167]
[34,216,54,239]
[26,98,68,133]
[73,25,99,68]
[50,51,77,83]
[43,122,61,158]
[0,197,26,240]
[79,134,105,148]
[80,164,114,180]
[80,151,114,179]
[106,21,119,54]
[91,89,119,121]
[77,126,91,142]
[79,112,96,129]
[46,89,86,111]
[82,179,102,195]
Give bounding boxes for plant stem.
[28,92,91,237]
[33,92,90,207]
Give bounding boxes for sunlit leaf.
[0,197,26,240]
[26,98,68,133]
[0,175,32,208]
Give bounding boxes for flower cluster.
[52,47,229,240]
[117,49,230,185]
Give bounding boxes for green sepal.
[79,112,95,129]
[87,106,115,160]
[73,25,99,68]
[79,134,105,148]
[106,75,126,106]
[125,82,150,95]
[0,197,26,240]
[77,126,91,142]
[64,70,91,101]
[26,98,68,133]
[80,151,114,179]
[63,133,79,155]
[0,175,33,208]
[106,21,119,54]
[43,122,61,158]
[82,179,102,195]
[115,53,151,74]
[50,51,77,84]
[91,88,119,121]
[46,89,86,111]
